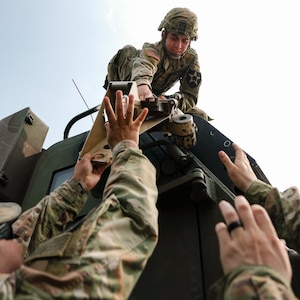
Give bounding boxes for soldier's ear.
[161,30,165,39]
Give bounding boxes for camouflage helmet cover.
[158,7,198,41]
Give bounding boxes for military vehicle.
[1,81,299,299]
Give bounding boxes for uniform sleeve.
[80,141,159,299]
[178,49,201,111]
[209,265,297,299]
[246,180,300,253]
[12,179,88,257]
[0,142,158,299]
[0,181,88,298]
[104,139,158,236]
[131,42,161,87]
[176,49,213,120]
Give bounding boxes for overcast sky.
[1,0,299,191]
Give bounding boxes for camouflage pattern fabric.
[104,42,211,121]
[0,141,158,299]
[157,7,198,41]
[209,265,297,299]
[246,180,300,253]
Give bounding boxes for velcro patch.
[186,69,201,88]
[145,49,160,62]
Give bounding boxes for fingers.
[104,90,130,120]
[233,196,258,231]
[103,96,115,122]
[251,204,278,237]
[104,90,148,125]
[126,95,148,125]
[218,143,244,168]
[219,200,241,226]
[115,90,125,120]
[105,90,124,123]
[92,159,111,176]
[217,196,273,240]
[125,95,134,121]
[80,152,93,161]
[232,144,250,166]
[216,199,244,241]
[231,143,243,155]
[215,221,230,245]
[217,150,233,168]
[217,196,259,238]
[135,106,148,125]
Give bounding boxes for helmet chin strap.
[166,51,181,60]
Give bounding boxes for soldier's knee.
[107,45,138,83]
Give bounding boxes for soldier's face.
[164,33,190,58]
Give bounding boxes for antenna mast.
[72,79,94,122]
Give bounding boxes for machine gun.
[78,81,198,163]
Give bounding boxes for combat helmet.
[158,7,198,41]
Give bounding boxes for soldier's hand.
[104,90,148,150]
[72,152,111,191]
[137,84,153,100]
[0,239,24,273]
[215,196,292,283]
[218,143,257,193]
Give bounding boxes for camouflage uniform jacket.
[209,180,300,299]
[105,42,210,120]
[0,141,158,299]
[131,41,202,113]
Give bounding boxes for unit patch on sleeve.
[186,69,201,88]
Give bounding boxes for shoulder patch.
[145,49,160,62]
[186,69,201,88]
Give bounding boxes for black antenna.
[72,79,94,122]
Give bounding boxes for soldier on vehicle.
[104,7,211,121]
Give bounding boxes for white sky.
[1,0,299,191]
